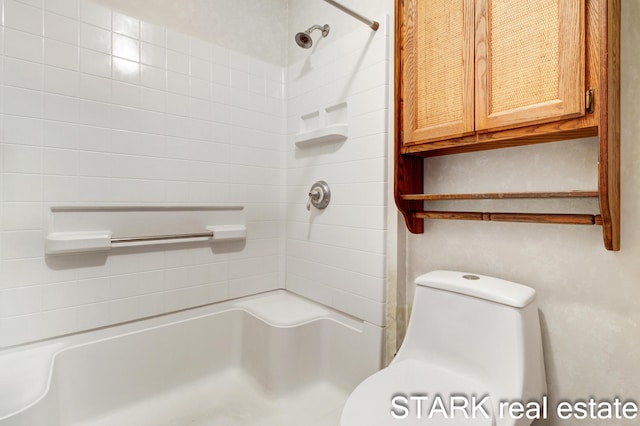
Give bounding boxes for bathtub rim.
[0,289,369,421]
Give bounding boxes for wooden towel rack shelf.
[402,190,602,226]
[415,212,601,226]
[399,191,600,201]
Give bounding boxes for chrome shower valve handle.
[306,181,331,211]
[307,188,322,211]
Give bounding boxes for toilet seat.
[340,358,494,426]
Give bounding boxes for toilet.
[340,270,547,425]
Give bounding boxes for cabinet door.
[402,0,475,145]
[475,0,586,132]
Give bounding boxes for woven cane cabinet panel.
[403,0,474,144]
[476,0,585,132]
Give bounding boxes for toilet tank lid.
[415,270,536,308]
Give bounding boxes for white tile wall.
[0,0,286,347]
[285,17,390,326]
[0,0,392,346]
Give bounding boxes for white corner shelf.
[294,124,349,147]
[295,101,348,148]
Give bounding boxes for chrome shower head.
[295,32,313,49]
[295,24,330,49]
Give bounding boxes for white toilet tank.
[396,270,547,406]
[340,271,547,426]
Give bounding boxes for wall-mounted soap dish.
[295,102,348,147]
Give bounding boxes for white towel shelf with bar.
[45,225,247,255]
[44,204,247,255]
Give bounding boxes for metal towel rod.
[322,0,379,31]
[111,232,214,244]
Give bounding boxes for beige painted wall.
[94,0,288,65]
[403,1,640,424]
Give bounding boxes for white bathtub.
[0,291,384,426]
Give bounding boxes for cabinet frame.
[394,0,620,250]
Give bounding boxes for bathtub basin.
[0,290,383,425]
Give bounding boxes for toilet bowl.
[340,270,547,426]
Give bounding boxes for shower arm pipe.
[322,0,379,31]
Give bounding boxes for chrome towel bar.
[111,232,214,244]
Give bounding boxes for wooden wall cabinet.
[395,0,620,250]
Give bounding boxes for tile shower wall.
[0,0,285,347]
[285,17,390,326]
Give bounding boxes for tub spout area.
[0,291,383,425]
